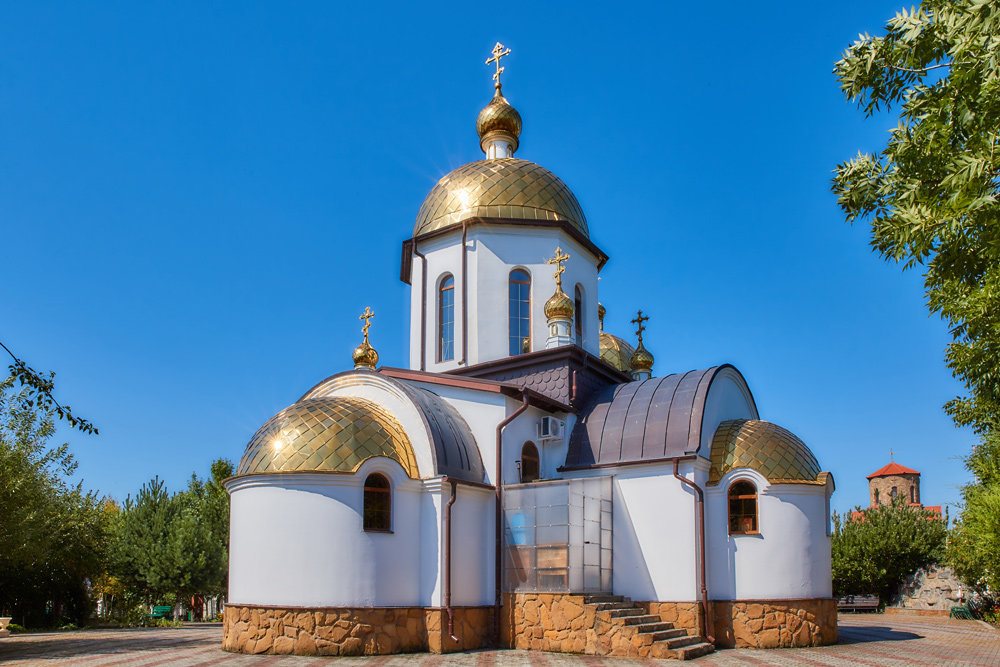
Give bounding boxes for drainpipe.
[443,478,460,644]
[673,458,715,644]
[413,244,427,371]
[494,391,531,643]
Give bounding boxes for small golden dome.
[476,86,522,152]
[708,420,824,486]
[630,341,654,373]
[413,159,588,238]
[599,332,635,373]
[353,340,379,369]
[236,397,418,477]
[544,288,574,321]
[598,302,607,326]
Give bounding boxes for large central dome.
[413,158,589,238]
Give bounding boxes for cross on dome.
[486,42,511,89]
[360,307,375,342]
[546,246,570,289]
[631,310,649,343]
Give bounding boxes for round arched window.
[728,480,758,535]
[363,473,392,532]
[520,442,540,483]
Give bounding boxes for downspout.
[460,221,469,366]
[443,478,460,644]
[673,458,715,644]
[494,391,531,643]
[413,244,428,371]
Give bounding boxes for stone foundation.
[710,598,837,648]
[501,593,593,653]
[642,601,703,634]
[222,604,492,655]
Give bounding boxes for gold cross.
[546,246,570,289]
[631,310,649,343]
[889,448,894,462]
[486,42,511,87]
[360,306,375,342]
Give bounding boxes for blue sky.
[1,1,972,515]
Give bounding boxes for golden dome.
[708,419,824,486]
[476,87,522,153]
[413,159,589,238]
[544,288,574,320]
[236,397,418,477]
[598,302,607,324]
[599,332,636,373]
[629,341,654,373]
[353,340,378,369]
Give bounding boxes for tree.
[0,376,111,626]
[832,497,947,601]
[948,431,1000,591]
[832,0,1000,433]
[1,342,97,434]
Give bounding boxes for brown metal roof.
[563,365,754,469]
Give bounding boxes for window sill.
[729,531,761,537]
[364,529,394,534]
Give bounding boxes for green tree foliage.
[948,431,1000,590]
[832,497,947,601]
[114,460,232,615]
[0,342,97,434]
[0,377,111,626]
[832,0,1000,433]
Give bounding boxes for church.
[222,45,837,659]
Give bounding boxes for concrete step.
[596,602,640,612]
[608,607,647,618]
[629,621,674,634]
[677,641,715,660]
[621,614,662,626]
[645,628,686,641]
[583,594,625,605]
[663,635,703,650]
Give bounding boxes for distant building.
[851,461,941,519]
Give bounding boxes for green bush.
[58,623,78,631]
[832,496,946,602]
[7,623,26,634]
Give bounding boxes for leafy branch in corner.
[1,341,98,435]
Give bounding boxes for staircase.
[584,594,714,660]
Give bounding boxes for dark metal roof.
[563,365,753,469]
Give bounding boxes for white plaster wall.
[408,225,601,372]
[568,460,699,601]
[446,483,495,606]
[697,368,759,458]
[706,469,833,600]
[227,459,426,607]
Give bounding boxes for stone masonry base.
[710,598,838,648]
[222,604,491,655]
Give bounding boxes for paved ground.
[0,614,996,666]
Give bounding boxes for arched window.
[509,269,531,356]
[363,473,391,532]
[438,274,455,361]
[574,284,583,346]
[520,442,540,482]
[874,488,880,505]
[891,486,898,501]
[910,486,915,504]
[728,481,758,535]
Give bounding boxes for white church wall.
[501,402,560,485]
[706,469,833,601]
[408,225,601,371]
[409,230,467,373]
[227,459,426,608]
[447,483,495,606]
[539,413,576,480]
[696,368,759,458]
[569,460,699,601]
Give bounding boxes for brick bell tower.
[867,458,921,507]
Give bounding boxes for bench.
[950,605,974,620]
[837,595,880,612]
[150,606,173,619]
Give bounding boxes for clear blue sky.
[1,1,972,516]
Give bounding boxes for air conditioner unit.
[537,416,565,441]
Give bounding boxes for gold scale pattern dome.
[236,397,419,477]
[544,288,574,320]
[476,88,522,149]
[599,332,636,373]
[708,419,824,486]
[413,159,589,238]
